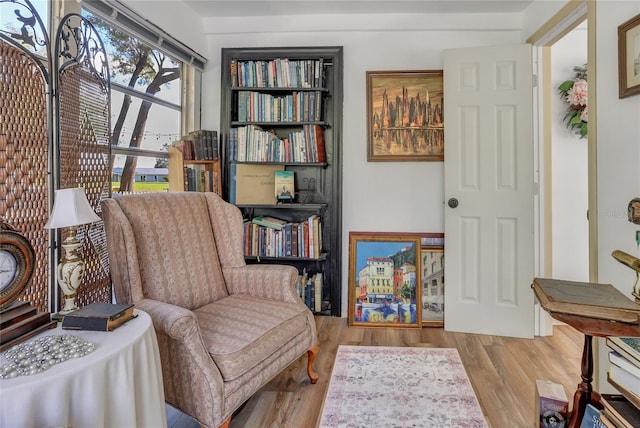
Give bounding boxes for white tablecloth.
[0,309,167,428]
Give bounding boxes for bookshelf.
[220,46,343,316]
[168,146,222,195]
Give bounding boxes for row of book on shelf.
[184,166,219,194]
[230,58,325,89]
[243,215,322,259]
[236,90,323,123]
[296,269,325,313]
[173,130,219,161]
[228,124,326,163]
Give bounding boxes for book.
[609,360,640,397]
[535,379,569,428]
[601,394,640,428]
[314,273,323,312]
[607,337,640,368]
[580,403,606,428]
[61,303,136,331]
[275,170,294,201]
[531,278,640,324]
[234,164,284,205]
[610,351,640,378]
[252,215,288,230]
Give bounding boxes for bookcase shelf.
[221,46,343,316]
[168,146,222,195]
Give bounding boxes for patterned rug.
[318,346,488,427]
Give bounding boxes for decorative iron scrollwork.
[0,0,50,78]
[55,14,109,86]
[0,0,48,52]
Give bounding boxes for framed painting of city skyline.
[366,70,444,162]
[348,232,421,328]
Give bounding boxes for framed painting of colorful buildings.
[421,245,445,327]
[348,232,421,328]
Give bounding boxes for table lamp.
[44,188,100,316]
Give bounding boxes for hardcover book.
[607,337,640,368]
[61,303,136,332]
[580,403,605,428]
[275,170,294,201]
[532,278,640,324]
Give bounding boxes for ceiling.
[183,0,536,17]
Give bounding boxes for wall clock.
[0,221,35,310]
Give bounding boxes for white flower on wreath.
[558,64,588,138]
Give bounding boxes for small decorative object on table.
[0,221,56,349]
[0,334,96,379]
[44,188,100,318]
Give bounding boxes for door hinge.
[533,74,538,88]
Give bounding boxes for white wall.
[198,14,525,316]
[594,0,640,393]
[551,25,589,281]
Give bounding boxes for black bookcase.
[220,46,343,316]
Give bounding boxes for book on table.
[61,303,136,332]
[531,278,640,323]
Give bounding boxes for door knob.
[448,198,459,208]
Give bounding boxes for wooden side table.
[545,312,640,427]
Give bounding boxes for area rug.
[318,345,488,427]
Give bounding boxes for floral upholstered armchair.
[102,192,318,428]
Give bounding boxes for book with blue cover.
[580,403,605,428]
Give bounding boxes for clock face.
[0,249,18,290]
[0,223,35,309]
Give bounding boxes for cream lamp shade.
[44,188,100,229]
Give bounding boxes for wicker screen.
[0,40,51,313]
[56,18,112,306]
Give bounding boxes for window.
[81,1,206,193]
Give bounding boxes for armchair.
[102,192,318,428]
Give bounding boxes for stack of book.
[603,337,640,426]
[173,130,219,161]
[243,214,322,259]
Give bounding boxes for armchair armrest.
[134,299,225,427]
[134,299,200,340]
[223,264,301,304]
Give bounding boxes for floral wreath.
[558,64,587,138]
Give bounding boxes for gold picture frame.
[618,13,640,99]
[348,232,421,328]
[366,70,444,162]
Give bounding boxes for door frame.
[527,0,594,335]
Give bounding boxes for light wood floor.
[166,316,583,428]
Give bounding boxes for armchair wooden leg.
[307,344,319,384]
[217,416,231,428]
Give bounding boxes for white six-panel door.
[443,44,535,338]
